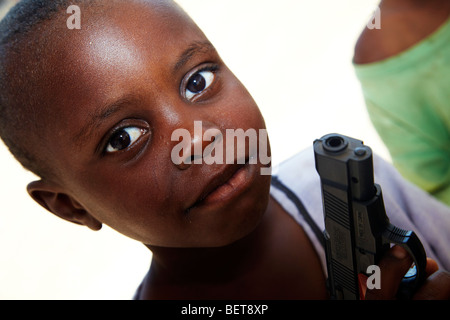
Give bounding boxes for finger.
[358,274,368,299]
[365,246,413,300]
[425,258,439,276]
[413,271,450,300]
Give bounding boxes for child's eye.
[106,126,147,153]
[184,69,215,101]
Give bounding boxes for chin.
[203,172,272,248]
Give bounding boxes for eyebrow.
[173,41,216,74]
[72,97,131,149]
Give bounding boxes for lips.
[186,161,249,212]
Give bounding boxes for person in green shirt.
[353,0,450,207]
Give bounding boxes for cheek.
[219,76,266,131]
[217,77,270,159]
[70,162,184,243]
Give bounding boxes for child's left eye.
[184,69,215,101]
[106,126,147,153]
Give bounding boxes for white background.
[0,0,386,299]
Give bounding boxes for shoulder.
[353,0,450,64]
[270,147,328,272]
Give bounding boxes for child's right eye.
[105,126,147,153]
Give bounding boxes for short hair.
[0,0,111,180]
[0,0,76,179]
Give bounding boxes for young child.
[0,0,449,299]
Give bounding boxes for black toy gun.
[313,133,427,300]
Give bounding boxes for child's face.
[30,1,271,247]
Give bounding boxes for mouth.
[185,159,252,213]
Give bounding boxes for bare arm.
[353,0,450,64]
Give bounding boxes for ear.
[27,180,102,231]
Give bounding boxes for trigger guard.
[382,224,427,299]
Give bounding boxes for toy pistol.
[313,133,427,300]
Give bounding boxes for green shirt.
[354,18,450,207]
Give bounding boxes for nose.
[171,120,222,170]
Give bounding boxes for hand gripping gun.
[313,133,427,300]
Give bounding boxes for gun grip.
[382,224,427,299]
